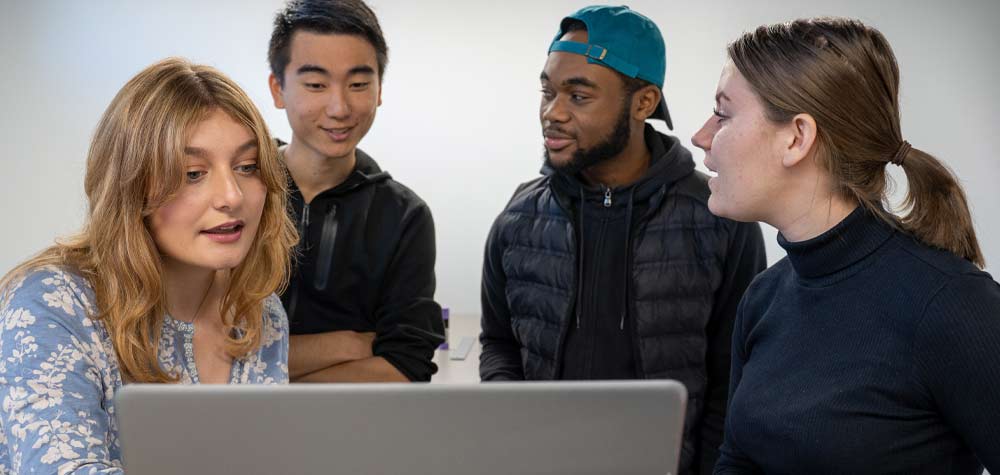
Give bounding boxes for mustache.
[543,126,574,138]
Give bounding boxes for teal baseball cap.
[548,5,673,129]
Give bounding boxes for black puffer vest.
[488,129,742,471]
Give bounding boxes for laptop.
[116,381,687,475]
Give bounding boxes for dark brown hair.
[729,18,983,267]
[268,0,388,86]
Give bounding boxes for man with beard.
[478,6,766,474]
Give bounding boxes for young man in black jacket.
[479,6,766,474]
[267,0,444,382]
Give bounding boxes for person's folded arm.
[288,330,374,380]
[295,356,408,383]
[368,201,445,382]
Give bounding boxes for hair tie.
[891,140,911,166]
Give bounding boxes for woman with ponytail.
[0,58,298,473]
[692,18,1000,474]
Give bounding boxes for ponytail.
[895,146,983,267]
[729,18,985,268]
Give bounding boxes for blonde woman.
[0,58,297,473]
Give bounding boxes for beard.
[544,99,632,176]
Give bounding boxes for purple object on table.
[439,307,450,350]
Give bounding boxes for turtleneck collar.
[778,205,896,279]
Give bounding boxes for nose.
[691,116,716,152]
[325,86,351,120]
[540,95,569,126]
[211,170,244,212]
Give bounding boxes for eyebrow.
[184,139,258,160]
[715,91,731,103]
[347,65,376,76]
[297,64,376,77]
[539,72,599,89]
[296,64,329,76]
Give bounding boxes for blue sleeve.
[0,269,124,474]
[267,294,290,383]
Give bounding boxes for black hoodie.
[281,147,445,381]
[480,124,766,474]
[551,124,697,379]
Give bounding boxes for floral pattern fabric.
[0,267,288,474]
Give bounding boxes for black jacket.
[479,126,766,474]
[281,147,445,381]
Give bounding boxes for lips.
[201,221,245,244]
[543,129,575,151]
[202,221,244,234]
[321,125,353,142]
[703,155,717,173]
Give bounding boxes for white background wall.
[1,0,998,315]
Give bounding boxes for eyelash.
[184,163,259,183]
[539,89,588,103]
[236,163,259,175]
[713,108,729,121]
[305,82,371,90]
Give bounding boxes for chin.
[199,251,252,272]
[707,196,737,221]
[544,152,571,170]
[319,139,360,159]
[708,198,760,224]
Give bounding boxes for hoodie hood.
[545,124,695,212]
[279,145,392,199]
[340,148,393,192]
[541,124,697,334]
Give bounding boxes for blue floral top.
[0,267,288,474]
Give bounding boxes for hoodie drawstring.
[575,186,585,329]
[620,188,635,330]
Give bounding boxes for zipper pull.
[603,188,612,208]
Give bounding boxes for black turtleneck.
[715,206,1000,475]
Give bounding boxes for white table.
[431,313,481,384]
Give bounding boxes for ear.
[377,81,383,107]
[268,73,285,109]
[633,85,661,122]
[781,113,818,168]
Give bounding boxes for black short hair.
[560,18,649,98]
[268,0,388,86]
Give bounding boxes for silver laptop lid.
[117,381,686,475]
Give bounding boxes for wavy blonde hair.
[0,57,298,382]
